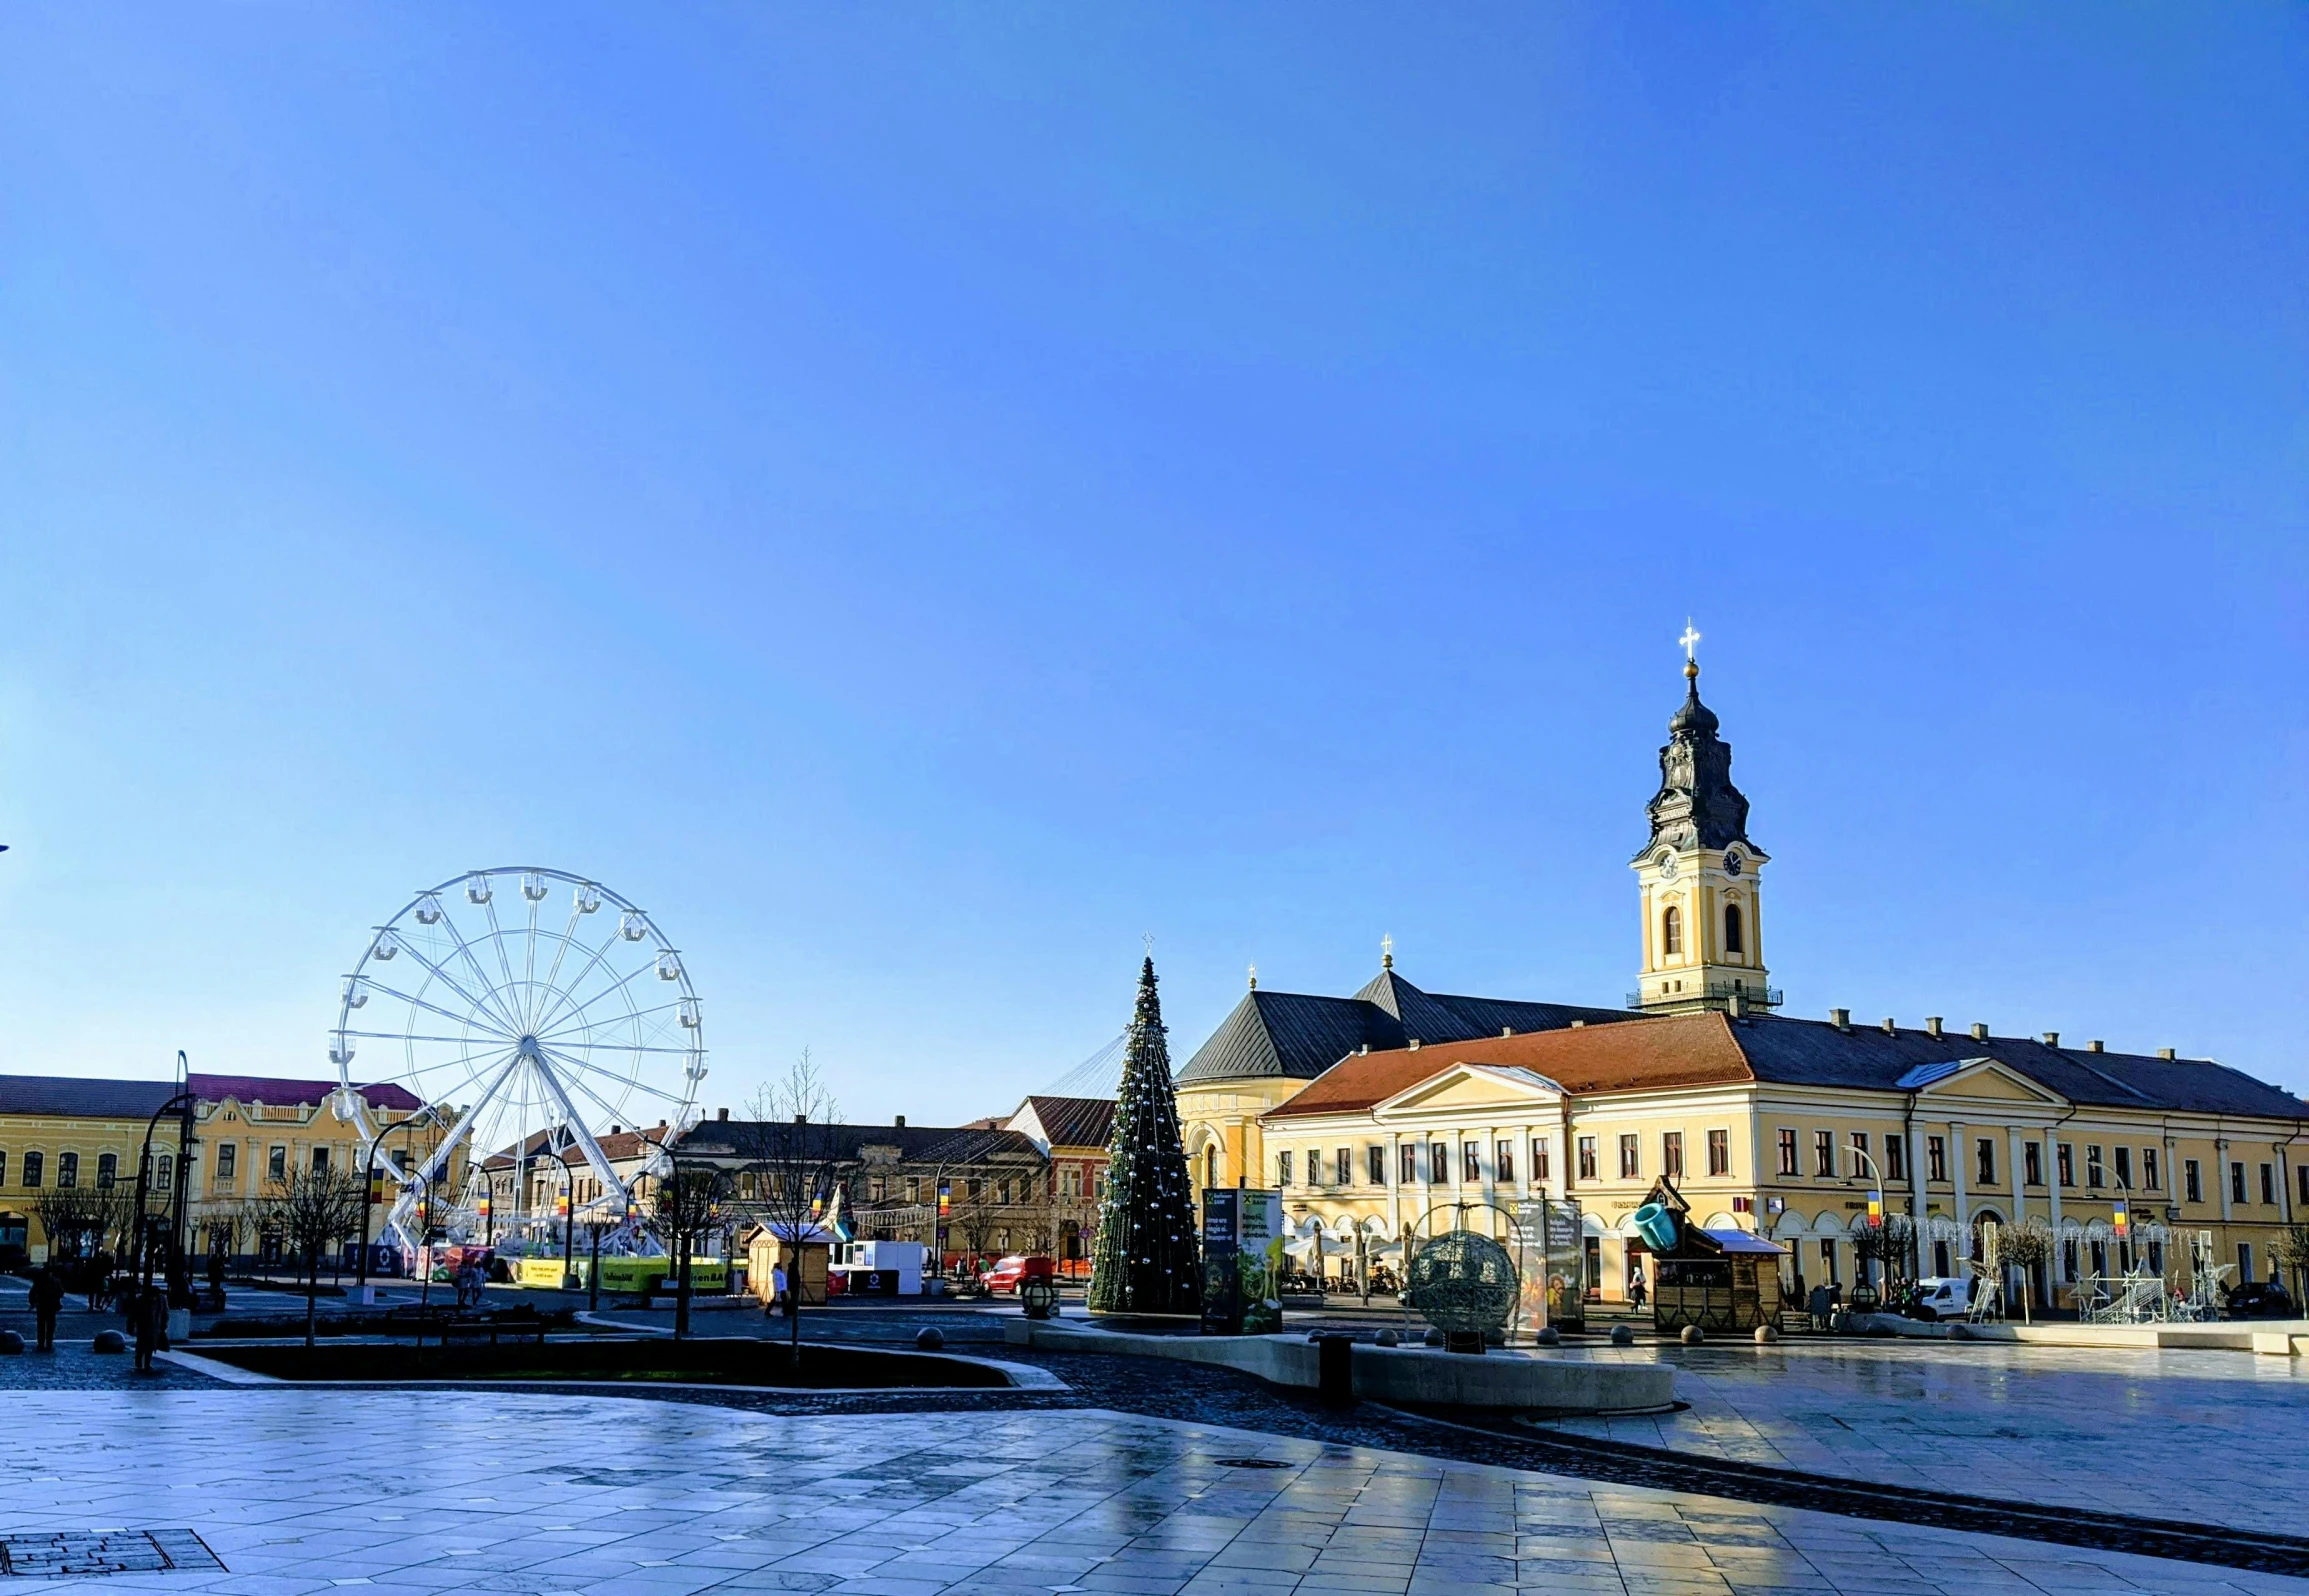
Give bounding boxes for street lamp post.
[552,1142,582,1290]
[1844,1144,1905,1287]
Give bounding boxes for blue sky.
[1,8,2303,1119]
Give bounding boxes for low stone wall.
[1003,1320,1674,1411]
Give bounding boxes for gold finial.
[1380,933,1394,970]
[1247,963,1258,991]
[1679,619,1701,682]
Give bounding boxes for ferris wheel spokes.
[368,928,526,1038]
[536,1039,694,1110]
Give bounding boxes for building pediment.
[1372,1063,1567,1119]
[1896,1056,2066,1107]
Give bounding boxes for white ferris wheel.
[329,867,704,1256]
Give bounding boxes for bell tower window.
[1661,904,1683,957]
[1724,903,1744,956]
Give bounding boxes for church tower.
[1631,630,1777,1014]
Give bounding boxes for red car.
[979,1254,1055,1295]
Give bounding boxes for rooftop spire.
[1639,627,1752,857]
[1380,933,1394,970]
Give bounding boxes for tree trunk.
[305,1252,319,1347]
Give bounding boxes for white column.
[1950,1120,1968,1235]
[1516,1123,1533,1201]
[1388,1134,1403,1238]
[2218,1138,2234,1223]
[1907,1123,1929,1279]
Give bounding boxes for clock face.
[1723,851,1742,877]
[1658,853,1678,879]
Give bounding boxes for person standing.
[29,1265,62,1352]
[132,1284,166,1373]
[768,1260,788,1318]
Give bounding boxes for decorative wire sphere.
[328,866,705,1258]
[1402,1228,1520,1336]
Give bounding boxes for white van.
[1911,1276,1973,1321]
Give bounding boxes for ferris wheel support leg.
[526,1050,638,1211]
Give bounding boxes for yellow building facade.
[0,1072,434,1263]
[1174,651,2309,1307]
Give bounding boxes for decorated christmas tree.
[1088,953,1202,1315]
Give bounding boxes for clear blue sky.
[1,9,2302,1119]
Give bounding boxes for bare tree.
[2274,1224,2309,1308]
[652,1164,727,1340]
[729,1050,847,1351]
[1998,1219,2053,1323]
[259,1171,368,1346]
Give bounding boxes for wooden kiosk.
[1635,1179,1788,1334]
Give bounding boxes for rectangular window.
[2057,1143,2074,1187]
[1814,1130,1836,1178]
[1307,1148,1323,1186]
[1976,1139,1995,1187]
[97,1152,119,1188]
[1707,1129,1730,1177]
[1400,1144,1418,1185]
[391,1149,411,1174]
[1531,1138,1551,1184]
[2185,1159,2202,1204]
[22,1151,40,1188]
[1618,1134,1639,1180]
[268,1146,287,1184]
[1578,1136,1598,1182]
[2299,1165,2309,1208]
[1776,1129,1798,1177]
[1368,1145,1386,1185]
[1928,1137,1947,1183]
[0,1151,8,1187]
[1337,1147,1352,1187]
[2261,1164,2276,1206]
[2231,1162,2247,1204]
[1463,1141,1482,1182]
[2086,1146,2105,1188]
[1430,1141,1448,1183]
[1819,1237,1840,1284]
[868,1177,886,1202]
[1885,1136,1906,1182]
[56,1151,78,1189]
[906,1177,920,1204]
[2113,1147,2131,1190]
[1662,1132,1682,1180]
[2143,1149,2160,1191]
[311,1146,331,1176]
[2024,1141,2042,1187]
[1495,1140,1515,1184]
[1849,1131,1869,1177]
[2240,1242,2255,1281]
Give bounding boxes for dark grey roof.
[1734,1016,2309,1119]
[913,1127,1045,1166]
[0,1075,181,1119]
[674,1119,1047,1166]
[1017,1095,1117,1150]
[1175,970,1631,1086]
[1639,666,1758,858]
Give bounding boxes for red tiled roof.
[188,1073,424,1112]
[1265,1011,1753,1119]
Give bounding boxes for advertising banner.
[1200,1188,1241,1334]
[1238,1190,1283,1335]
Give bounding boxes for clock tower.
[1631,630,1777,1014]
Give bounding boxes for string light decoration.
[1087,953,1202,1315]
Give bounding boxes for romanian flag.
[555,1189,570,1220]
[936,1181,951,1220]
[2112,1199,2129,1239]
[1867,1192,1882,1223]
[476,1192,491,1220]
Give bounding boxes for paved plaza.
[2,1387,2306,1596]
[1528,1339,2309,1539]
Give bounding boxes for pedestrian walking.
[767,1260,788,1319]
[29,1264,63,1352]
[1628,1269,1648,1311]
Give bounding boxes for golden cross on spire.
[1679,620,1701,662]
[1247,963,1258,991]
[1380,933,1394,970]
